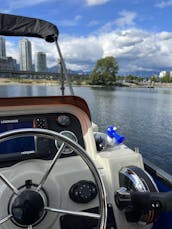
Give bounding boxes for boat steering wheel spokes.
[0,128,107,229]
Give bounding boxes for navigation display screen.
[0,120,35,155]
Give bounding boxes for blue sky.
[1,0,172,74]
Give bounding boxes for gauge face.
[57,115,71,127]
[55,131,78,154]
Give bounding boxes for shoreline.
[0,78,59,86]
[121,82,172,88]
[0,78,172,88]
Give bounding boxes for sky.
[1,0,172,75]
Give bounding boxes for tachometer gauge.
[57,115,71,127]
[55,131,78,154]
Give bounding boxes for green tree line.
[78,56,172,85]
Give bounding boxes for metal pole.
[59,59,65,96]
[55,40,74,95]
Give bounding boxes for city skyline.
[0,36,171,78]
[0,36,47,73]
[1,1,172,74]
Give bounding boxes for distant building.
[159,71,167,78]
[0,36,6,58]
[19,38,32,71]
[0,37,17,77]
[35,52,47,72]
[0,57,17,77]
[159,71,172,78]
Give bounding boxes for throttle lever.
[115,187,172,212]
[115,187,172,224]
[131,190,172,212]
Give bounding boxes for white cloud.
[88,20,99,26]
[75,15,82,21]
[0,0,56,13]
[59,29,172,72]
[5,28,172,74]
[59,36,103,70]
[60,15,82,27]
[115,10,137,27]
[155,0,172,8]
[85,0,110,6]
[158,31,172,40]
[97,10,137,33]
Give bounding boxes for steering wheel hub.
[10,190,45,226]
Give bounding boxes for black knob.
[69,180,97,203]
[11,190,44,226]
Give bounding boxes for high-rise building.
[19,38,32,71]
[35,52,47,72]
[0,36,6,58]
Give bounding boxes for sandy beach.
[0,78,59,85]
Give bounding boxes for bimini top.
[0,13,59,43]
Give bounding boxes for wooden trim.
[0,96,91,120]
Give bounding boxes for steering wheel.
[0,128,107,229]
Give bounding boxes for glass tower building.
[0,36,6,58]
[35,52,47,72]
[19,38,32,71]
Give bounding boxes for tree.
[161,72,172,83]
[89,56,119,86]
[151,75,157,82]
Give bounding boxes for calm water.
[0,84,172,174]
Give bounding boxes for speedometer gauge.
[55,131,78,154]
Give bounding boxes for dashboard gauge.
[55,131,78,154]
[57,115,71,127]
